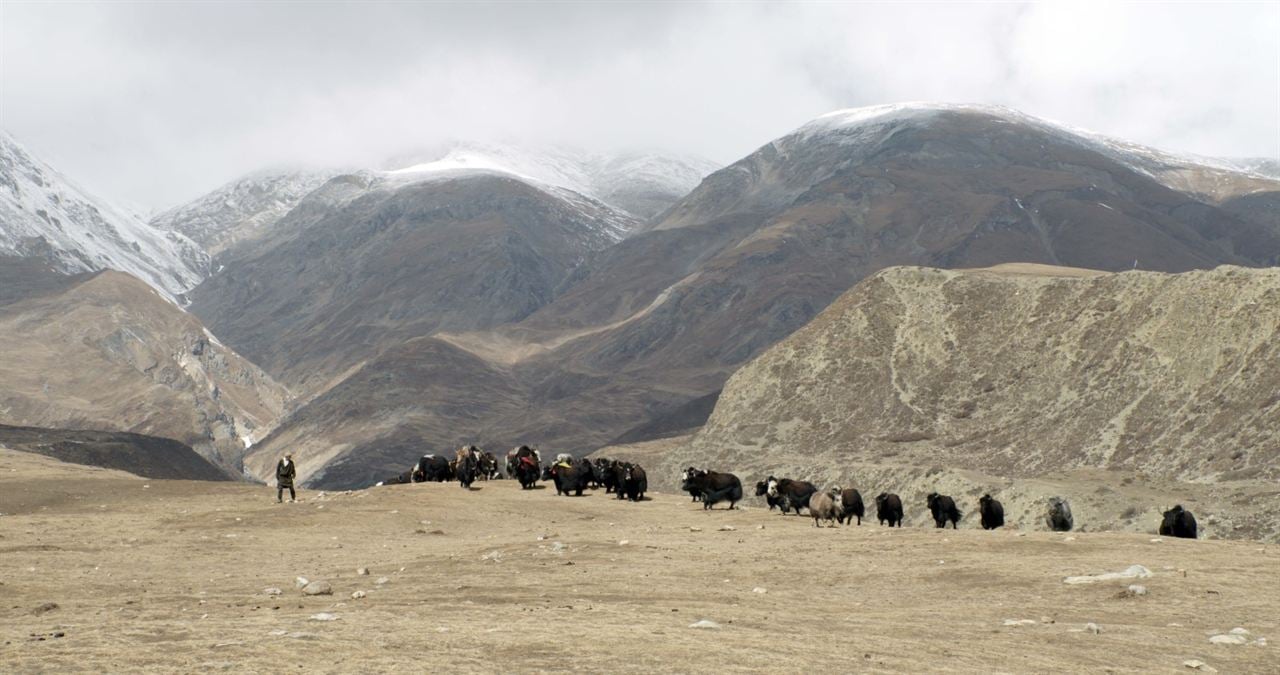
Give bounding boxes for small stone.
[295,577,309,589]
[1228,627,1249,636]
[262,587,282,596]
[374,577,390,585]
[618,540,629,546]
[756,525,765,530]
[1183,660,1217,672]
[351,591,366,599]
[31,602,58,615]
[718,525,736,532]
[1208,634,1248,645]
[752,587,768,594]
[688,619,720,629]
[302,581,332,596]
[1127,584,1148,596]
[356,568,369,576]
[549,542,566,553]
[1003,619,1036,626]
[308,612,339,621]
[689,527,702,532]
[1085,622,1102,634]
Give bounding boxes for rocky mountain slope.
[0,131,209,297]
[246,104,1280,488]
[0,262,290,472]
[190,173,641,396]
[150,170,340,260]
[655,263,1280,539]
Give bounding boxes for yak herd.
[375,447,1200,539]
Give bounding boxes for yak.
[621,463,647,502]
[551,459,592,496]
[926,492,961,529]
[755,479,789,513]
[808,488,842,527]
[682,469,743,510]
[875,492,903,527]
[412,455,452,483]
[1045,497,1074,532]
[1159,505,1197,539]
[454,448,478,489]
[835,487,864,526]
[978,494,1005,530]
[766,476,818,515]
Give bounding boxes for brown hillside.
[0,269,290,471]
[655,264,1280,540]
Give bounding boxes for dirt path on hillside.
[0,450,1276,673]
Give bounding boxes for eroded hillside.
[657,264,1280,540]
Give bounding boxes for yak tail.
[730,484,743,502]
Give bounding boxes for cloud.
[2,1,1276,210]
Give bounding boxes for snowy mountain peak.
[382,141,720,219]
[0,131,208,298]
[794,102,1280,198]
[150,169,341,256]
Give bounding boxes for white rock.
[1085,622,1102,634]
[351,591,366,599]
[309,613,339,621]
[302,581,333,596]
[549,542,566,553]
[1228,627,1250,635]
[262,587,282,596]
[618,540,630,546]
[1127,584,1148,596]
[1209,634,1248,645]
[374,577,390,585]
[752,587,768,594]
[356,567,369,576]
[1003,619,1036,626]
[1183,660,1217,672]
[295,576,309,589]
[1063,565,1152,585]
[689,527,702,532]
[718,525,736,532]
[688,619,721,629]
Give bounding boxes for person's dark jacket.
[276,459,296,487]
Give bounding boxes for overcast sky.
[2,1,1277,211]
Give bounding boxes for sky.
[2,1,1277,211]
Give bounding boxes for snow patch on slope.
[150,170,341,255]
[381,142,719,220]
[801,102,1279,188]
[0,130,208,298]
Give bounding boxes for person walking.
[276,453,297,503]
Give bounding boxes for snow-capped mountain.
[150,169,342,257]
[383,142,720,219]
[797,103,1276,202]
[0,130,208,297]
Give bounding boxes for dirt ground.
[1,449,1276,674]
